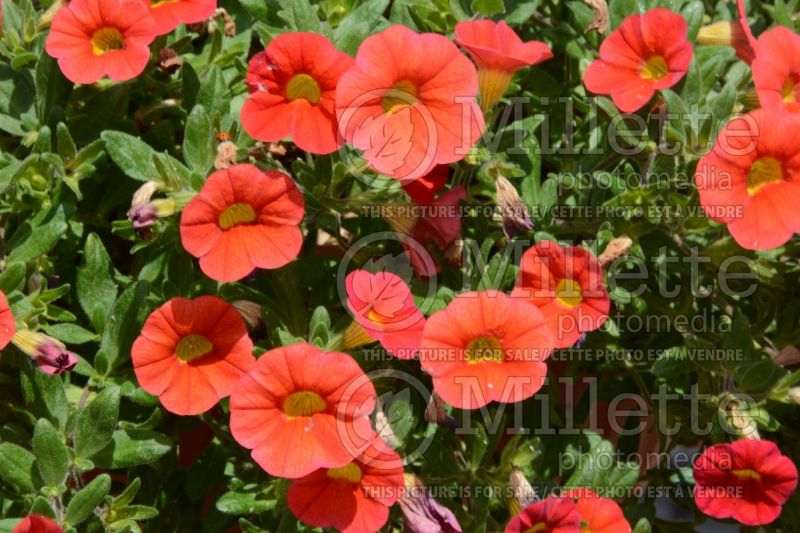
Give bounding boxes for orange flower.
[45,0,156,84]
[336,25,484,181]
[287,437,404,533]
[455,19,552,111]
[180,164,305,282]
[229,342,377,479]
[752,27,800,113]
[145,0,216,35]
[242,32,354,154]
[695,109,800,250]
[562,488,630,532]
[0,290,15,350]
[505,496,582,532]
[583,8,693,113]
[402,164,450,204]
[419,291,554,409]
[511,241,610,349]
[344,269,426,359]
[12,515,63,533]
[131,296,255,416]
[696,0,756,64]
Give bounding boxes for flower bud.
[495,176,533,239]
[232,300,263,330]
[13,330,78,375]
[598,236,633,266]
[374,408,398,449]
[772,345,800,368]
[127,182,176,241]
[399,474,463,533]
[509,467,538,515]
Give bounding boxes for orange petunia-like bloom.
[180,164,305,282]
[0,290,15,350]
[336,25,485,181]
[145,0,216,35]
[241,32,354,155]
[45,0,156,85]
[563,488,631,533]
[696,0,756,64]
[455,19,553,111]
[695,109,800,250]
[229,342,377,479]
[131,296,255,416]
[511,241,610,349]
[12,515,63,533]
[419,290,554,410]
[505,496,582,533]
[752,26,800,113]
[693,439,798,526]
[287,437,404,533]
[344,269,426,359]
[583,8,693,113]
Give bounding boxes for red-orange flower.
[402,164,450,204]
[0,290,15,350]
[512,241,610,349]
[287,437,404,533]
[505,496,582,533]
[229,342,377,479]
[145,0,216,35]
[45,0,156,84]
[696,0,756,64]
[693,439,798,526]
[345,270,425,359]
[12,515,63,533]
[752,27,800,113]
[131,296,255,416]
[563,488,631,533]
[241,32,354,155]
[180,163,305,282]
[583,8,693,113]
[455,19,552,110]
[419,290,554,409]
[336,25,485,181]
[695,109,800,250]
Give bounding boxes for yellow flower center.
[781,77,799,103]
[149,0,180,8]
[327,463,363,484]
[523,524,547,533]
[465,336,504,364]
[218,203,257,230]
[747,157,783,196]
[282,391,326,418]
[91,27,125,56]
[175,334,213,363]
[556,278,583,308]
[732,468,761,481]
[367,309,389,323]
[286,74,321,104]
[640,55,669,81]
[382,80,418,114]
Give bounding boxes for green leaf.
[471,0,504,16]
[308,306,331,348]
[197,66,230,119]
[775,0,793,28]
[74,387,121,461]
[333,0,389,55]
[95,281,150,375]
[101,131,158,182]
[93,429,172,469]
[20,368,69,430]
[564,436,639,493]
[35,54,72,128]
[182,105,214,173]
[0,262,27,293]
[237,0,269,22]
[0,442,41,493]
[278,0,322,32]
[32,419,69,489]
[41,323,99,345]
[7,203,71,263]
[216,488,276,515]
[77,233,118,332]
[65,473,111,526]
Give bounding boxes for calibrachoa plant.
[0,0,800,532]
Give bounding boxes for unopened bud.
[598,236,633,266]
[729,403,760,440]
[12,330,78,376]
[127,197,176,241]
[425,391,458,428]
[399,474,463,533]
[374,408,397,449]
[159,48,182,73]
[509,468,538,514]
[773,345,800,368]
[495,176,533,239]
[232,300,262,329]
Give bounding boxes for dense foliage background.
[0,0,799,531]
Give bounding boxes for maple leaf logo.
[353,108,415,176]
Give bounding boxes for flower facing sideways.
[344,269,426,359]
[583,8,693,113]
[229,342,377,479]
[145,0,216,35]
[45,0,156,84]
[180,163,305,282]
[752,26,800,113]
[511,241,610,349]
[12,330,78,376]
[242,32,353,155]
[455,19,553,111]
[419,291,554,410]
[693,439,798,526]
[336,25,484,181]
[287,437,404,533]
[695,109,800,250]
[131,296,255,415]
